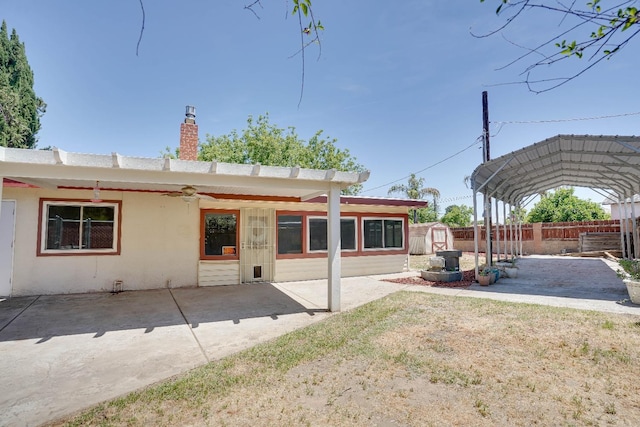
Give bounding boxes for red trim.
[305,195,428,208]
[37,198,122,257]
[200,209,241,261]
[275,211,408,260]
[3,178,39,188]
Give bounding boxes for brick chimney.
[179,105,198,161]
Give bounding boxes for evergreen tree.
[0,20,46,148]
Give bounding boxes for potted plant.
[616,258,640,304]
[477,268,492,286]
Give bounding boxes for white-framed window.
[39,200,120,255]
[362,217,404,250]
[308,216,357,252]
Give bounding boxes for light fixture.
[91,181,102,203]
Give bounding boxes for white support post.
[618,199,625,258]
[473,190,479,279]
[624,197,631,259]
[509,204,514,259]
[494,198,500,263]
[327,184,341,312]
[485,194,491,266]
[632,195,638,259]
[502,201,507,260]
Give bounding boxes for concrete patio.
[1,255,639,426]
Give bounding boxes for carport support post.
[327,184,341,312]
[632,197,639,259]
[0,177,3,219]
[618,198,626,258]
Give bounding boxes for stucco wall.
[5,187,199,295]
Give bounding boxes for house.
[602,194,640,220]
[0,107,427,310]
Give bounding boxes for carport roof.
[470,134,640,203]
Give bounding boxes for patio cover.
[470,135,640,203]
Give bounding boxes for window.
[40,200,119,255]
[363,218,403,249]
[202,211,238,258]
[277,215,303,254]
[308,217,357,252]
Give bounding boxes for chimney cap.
[185,105,196,119]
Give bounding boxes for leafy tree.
[387,174,440,223]
[441,204,474,227]
[198,113,366,195]
[478,0,640,92]
[0,20,46,148]
[526,187,609,223]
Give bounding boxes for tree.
[441,204,474,227]
[0,21,46,148]
[478,1,640,92]
[387,174,440,223]
[198,113,366,195]
[526,187,609,223]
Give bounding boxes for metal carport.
[469,134,640,277]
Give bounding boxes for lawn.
[55,292,640,426]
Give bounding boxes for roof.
[470,135,640,203]
[0,146,370,200]
[602,194,640,205]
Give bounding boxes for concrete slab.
[2,256,639,426]
[406,255,640,315]
[0,290,205,427]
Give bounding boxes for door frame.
[0,200,16,297]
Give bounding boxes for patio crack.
[168,289,210,363]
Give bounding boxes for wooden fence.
[451,219,625,255]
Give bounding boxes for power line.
[361,136,483,194]
[493,110,640,125]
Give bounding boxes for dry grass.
[55,292,640,427]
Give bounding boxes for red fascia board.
[305,195,428,208]
[3,178,40,188]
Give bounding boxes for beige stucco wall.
[4,187,409,296]
[5,187,199,296]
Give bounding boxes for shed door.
[240,208,275,283]
[0,201,16,296]
[431,227,448,252]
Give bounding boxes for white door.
[0,200,16,296]
[240,208,275,283]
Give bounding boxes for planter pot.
[477,274,491,286]
[504,267,518,278]
[623,279,640,304]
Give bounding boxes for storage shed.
[409,222,454,255]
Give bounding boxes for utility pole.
[482,91,492,265]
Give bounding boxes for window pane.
[47,206,81,249]
[83,206,115,249]
[309,218,327,251]
[363,219,383,249]
[278,215,302,254]
[384,219,403,248]
[340,219,356,250]
[204,213,237,256]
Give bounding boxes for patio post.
[327,183,341,312]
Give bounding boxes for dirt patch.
[384,269,475,288]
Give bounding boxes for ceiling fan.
[162,185,216,202]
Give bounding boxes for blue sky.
[2,1,638,212]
